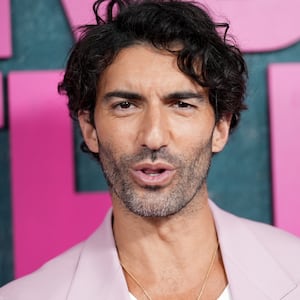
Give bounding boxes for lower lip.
[130,169,176,187]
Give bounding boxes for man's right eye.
[110,101,139,115]
[114,101,132,109]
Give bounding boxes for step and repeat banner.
[0,0,300,286]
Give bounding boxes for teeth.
[143,168,164,175]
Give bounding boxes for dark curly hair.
[58,0,247,160]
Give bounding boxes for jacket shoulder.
[0,242,84,300]
[210,201,300,281]
[211,201,300,255]
[243,216,300,256]
[234,214,300,281]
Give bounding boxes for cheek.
[170,119,214,145]
[96,120,137,153]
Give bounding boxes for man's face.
[79,45,230,217]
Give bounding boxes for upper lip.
[132,161,175,172]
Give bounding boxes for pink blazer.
[1,201,300,299]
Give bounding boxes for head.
[58,0,247,161]
[58,0,247,217]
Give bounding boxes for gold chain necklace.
[120,243,219,300]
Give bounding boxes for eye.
[112,101,136,110]
[117,101,132,109]
[110,100,139,116]
[174,101,195,109]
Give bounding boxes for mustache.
[121,147,181,165]
[97,138,183,167]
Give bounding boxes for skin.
[79,45,231,299]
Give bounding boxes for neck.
[112,189,227,299]
[113,187,214,254]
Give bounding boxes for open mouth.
[141,168,166,176]
[131,162,176,186]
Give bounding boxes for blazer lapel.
[210,201,300,299]
[66,209,131,300]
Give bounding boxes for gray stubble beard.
[97,139,212,218]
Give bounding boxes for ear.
[212,114,232,153]
[78,111,99,153]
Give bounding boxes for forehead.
[97,45,205,94]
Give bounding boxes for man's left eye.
[174,101,194,108]
[119,101,132,109]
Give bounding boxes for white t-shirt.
[129,285,232,300]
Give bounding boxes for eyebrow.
[164,91,206,101]
[103,91,143,102]
[102,90,206,102]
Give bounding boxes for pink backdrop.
[269,64,300,237]
[61,0,300,52]
[8,71,111,277]
[0,73,3,128]
[0,0,12,58]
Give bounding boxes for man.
[1,0,300,299]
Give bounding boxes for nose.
[138,103,170,151]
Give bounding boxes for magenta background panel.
[61,0,300,51]
[204,0,300,52]
[61,0,95,39]
[8,71,111,277]
[269,64,300,237]
[0,0,12,58]
[0,73,4,128]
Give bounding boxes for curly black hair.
[58,0,247,160]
